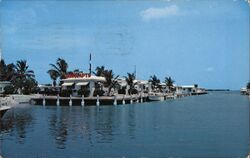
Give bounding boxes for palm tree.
[15,60,35,79]
[103,69,119,95]
[0,60,15,81]
[247,82,250,90]
[68,69,83,74]
[125,73,136,95]
[149,75,160,90]
[48,58,68,80]
[47,70,59,87]
[93,66,105,76]
[14,60,35,94]
[165,76,175,92]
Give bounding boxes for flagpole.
[89,53,92,77]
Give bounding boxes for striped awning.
[76,82,89,86]
[62,82,74,86]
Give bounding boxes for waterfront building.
[61,73,105,97]
[181,84,206,95]
[0,81,11,94]
[134,80,149,93]
[38,84,61,95]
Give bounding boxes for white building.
[61,73,105,97]
[0,81,11,94]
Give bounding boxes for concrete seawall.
[31,95,149,106]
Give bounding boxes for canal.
[0,91,249,158]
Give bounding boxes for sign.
[65,73,90,79]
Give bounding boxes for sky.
[0,0,249,90]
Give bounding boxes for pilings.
[42,95,46,106]
[69,95,72,106]
[113,95,117,106]
[56,94,60,106]
[122,95,126,105]
[136,94,139,103]
[81,95,85,107]
[96,95,100,106]
[33,92,192,106]
[140,93,143,103]
[130,95,133,104]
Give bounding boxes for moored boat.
[148,93,165,101]
[0,105,11,118]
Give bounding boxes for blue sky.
[0,0,249,90]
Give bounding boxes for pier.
[31,94,149,106]
[30,92,193,106]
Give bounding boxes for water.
[0,92,249,158]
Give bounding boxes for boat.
[0,96,14,118]
[0,105,11,118]
[148,93,165,101]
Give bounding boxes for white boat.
[148,93,165,101]
[0,96,14,118]
[0,105,11,118]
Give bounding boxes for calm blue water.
[0,91,249,158]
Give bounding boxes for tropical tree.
[103,69,119,95]
[0,59,15,81]
[149,75,160,90]
[93,66,105,76]
[68,69,83,74]
[165,76,175,92]
[47,70,59,87]
[14,60,36,94]
[247,82,250,90]
[22,77,38,94]
[125,73,136,95]
[48,58,68,80]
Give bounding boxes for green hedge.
[78,89,90,97]
[60,89,72,97]
[4,85,15,94]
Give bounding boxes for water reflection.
[0,92,249,158]
[95,107,115,143]
[48,107,70,149]
[46,105,138,149]
[0,106,34,144]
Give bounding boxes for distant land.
[206,89,230,91]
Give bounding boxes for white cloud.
[140,5,180,22]
[206,67,214,72]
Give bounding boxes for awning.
[62,82,74,86]
[76,82,89,86]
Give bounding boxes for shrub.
[93,89,105,96]
[78,89,90,97]
[4,85,15,94]
[118,88,126,94]
[129,88,138,95]
[60,89,72,97]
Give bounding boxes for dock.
[30,93,188,106]
[31,94,150,106]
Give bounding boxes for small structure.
[0,81,11,94]
[38,84,60,95]
[134,80,149,93]
[61,73,105,97]
[174,84,183,96]
[181,84,207,95]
